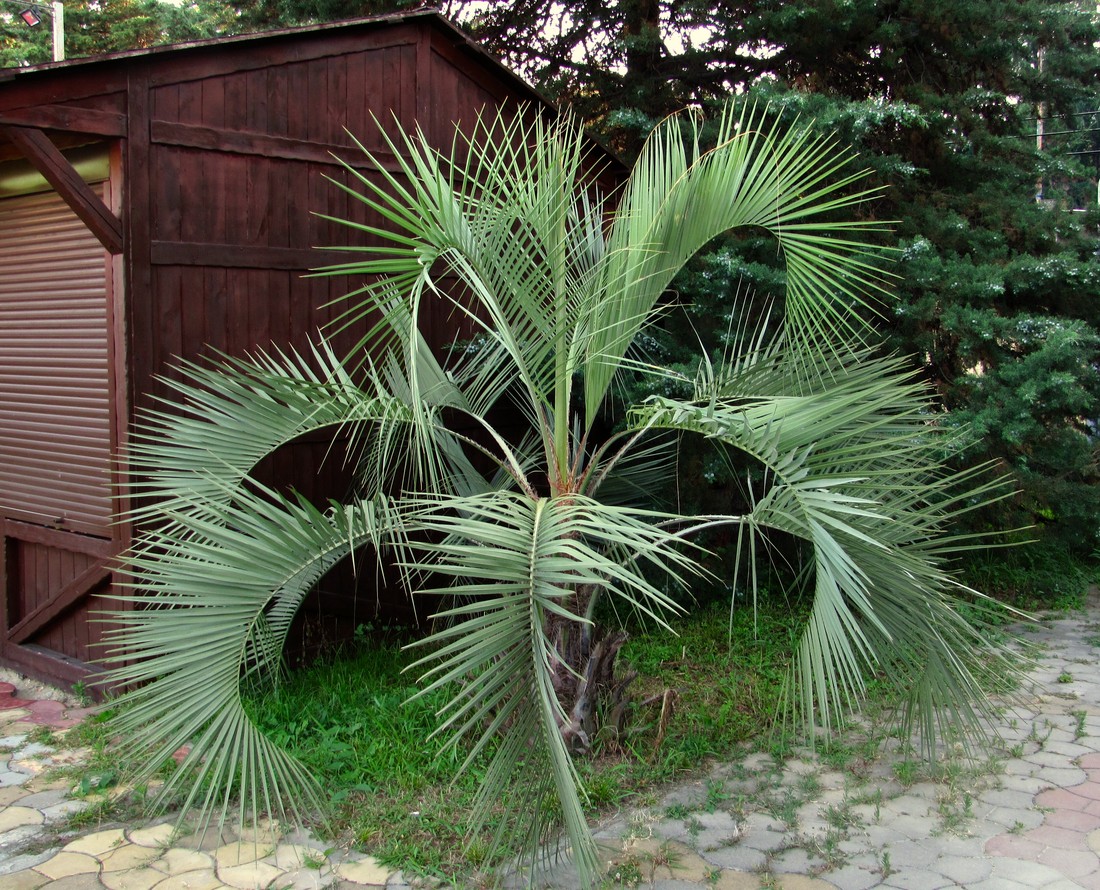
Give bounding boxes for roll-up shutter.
[0,185,112,536]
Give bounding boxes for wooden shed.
[0,11,567,688]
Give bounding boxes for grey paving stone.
[873,840,939,871]
[986,858,1077,886]
[12,743,53,759]
[41,799,90,821]
[695,828,740,851]
[983,806,1045,831]
[1043,741,1094,758]
[822,863,883,890]
[935,854,993,883]
[990,772,1048,794]
[769,847,824,874]
[1032,766,1088,786]
[879,869,953,889]
[703,843,767,871]
[0,770,31,787]
[0,845,59,876]
[0,824,47,854]
[15,787,70,808]
[1024,750,1085,770]
[978,787,1040,809]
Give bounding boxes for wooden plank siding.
[0,12,615,687]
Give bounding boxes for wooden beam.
[0,640,95,691]
[0,104,127,136]
[1,125,124,255]
[150,119,400,172]
[150,239,322,270]
[7,561,111,644]
[1,520,116,558]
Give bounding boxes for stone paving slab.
[5,602,1100,888]
[516,596,1100,888]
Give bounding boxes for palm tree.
[103,104,1015,884]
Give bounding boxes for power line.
[1019,109,1100,123]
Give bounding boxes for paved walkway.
[2,602,1100,889]
[0,686,410,889]
[524,603,1100,890]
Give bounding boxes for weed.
[763,790,800,828]
[935,790,974,836]
[1028,720,1054,749]
[605,855,643,887]
[25,725,55,746]
[1073,710,1088,739]
[704,779,729,811]
[1058,671,1074,684]
[823,804,861,832]
[958,543,1090,611]
[892,761,921,786]
[72,769,118,797]
[796,773,822,799]
[1009,820,1027,834]
[665,803,692,820]
[302,850,328,870]
[71,681,92,708]
[880,850,893,877]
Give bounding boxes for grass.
[958,543,1094,612]
[237,601,803,882]
[50,584,1032,886]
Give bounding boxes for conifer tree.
[470,0,1100,554]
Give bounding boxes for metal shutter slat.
[0,187,113,534]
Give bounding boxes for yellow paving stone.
[2,870,51,890]
[129,822,177,848]
[0,805,45,832]
[100,842,162,872]
[334,857,392,886]
[153,869,225,890]
[153,848,216,875]
[264,843,318,869]
[49,747,91,766]
[35,776,76,791]
[101,867,169,890]
[218,860,283,889]
[0,784,30,804]
[647,839,712,882]
[1089,828,1100,854]
[64,827,128,855]
[34,850,100,879]
[213,841,271,868]
[235,819,281,846]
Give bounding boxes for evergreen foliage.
[0,0,237,67]
[467,0,1100,554]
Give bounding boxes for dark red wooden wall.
[0,13,549,686]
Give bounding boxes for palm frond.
[631,343,1019,741]
[583,104,893,425]
[101,483,402,833]
[400,491,700,883]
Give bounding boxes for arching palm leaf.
[103,102,1017,887]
